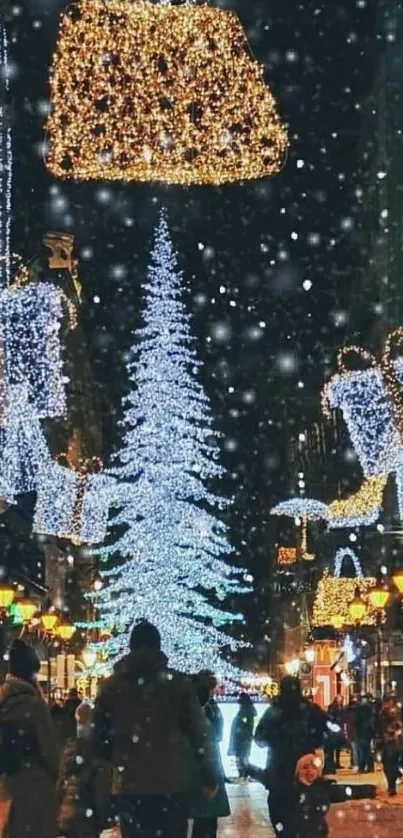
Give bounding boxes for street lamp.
[56,621,76,643]
[15,597,37,624]
[0,585,15,611]
[285,657,300,677]
[368,579,390,698]
[348,587,367,625]
[41,608,58,634]
[392,568,403,596]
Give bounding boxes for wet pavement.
[219,772,403,837]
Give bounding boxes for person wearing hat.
[0,638,60,838]
[89,620,217,838]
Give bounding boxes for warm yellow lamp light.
[0,585,15,610]
[331,615,344,630]
[348,588,367,624]
[16,598,37,623]
[305,646,315,664]
[45,0,288,185]
[56,621,76,642]
[392,569,403,596]
[41,609,58,633]
[368,583,389,612]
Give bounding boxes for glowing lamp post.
[0,585,15,611]
[392,569,403,597]
[348,588,367,626]
[16,597,37,624]
[56,621,76,643]
[368,581,390,698]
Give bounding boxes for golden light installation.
[348,587,367,624]
[327,475,387,526]
[45,0,288,185]
[0,585,15,610]
[277,546,297,566]
[312,569,378,628]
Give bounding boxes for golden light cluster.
[45,0,288,185]
[327,475,387,523]
[277,546,297,566]
[312,569,377,628]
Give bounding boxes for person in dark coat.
[379,690,403,795]
[88,620,217,838]
[228,692,256,780]
[355,694,375,773]
[323,696,344,773]
[255,676,329,838]
[0,639,60,838]
[62,687,82,741]
[197,670,224,744]
[188,678,230,838]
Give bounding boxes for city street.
[219,771,403,838]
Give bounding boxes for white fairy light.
[323,367,401,476]
[334,547,363,578]
[0,14,12,288]
[0,280,72,418]
[0,384,52,498]
[34,462,115,545]
[95,213,248,678]
[271,498,329,520]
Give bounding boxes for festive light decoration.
[95,215,247,678]
[312,569,378,628]
[34,457,114,545]
[0,268,76,419]
[45,0,288,185]
[322,336,403,477]
[0,384,52,499]
[0,13,12,288]
[333,547,363,579]
[327,476,387,529]
[271,498,329,520]
[277,547,297,566]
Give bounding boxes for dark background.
[2,0,384,653]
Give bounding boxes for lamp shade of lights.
[0,584,15,609]
[15,598,37,623]
[392,569,403,595]
[348,588,367,624]
[45,0,288,185]
[331,615,344,630]
[368,584,390,612]
[82,647,97,668]
[41,609,58,633]
[56,621,76,642]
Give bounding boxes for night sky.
[3,0,383,649]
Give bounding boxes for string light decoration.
[277,547,297,566]
[322,338,403,477]
[327,476,387,529]
[333,547,363,579]
[0,13,12,287]
[271,498,329,520]
[34,457,114,545]
[0,263,77,419]
[95,214,248,678]
[312,569,377,628]
[0,384,52,499]
[45,0,288,185]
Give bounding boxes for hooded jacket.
[0,675,59,780]
[90,649,217,796]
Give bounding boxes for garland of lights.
[45,0,288,185]
[34,457,114,545]
[95,214,248,678]
[0,13,12,288]
[327,475,387,529]
[277,546,297,566]
[0,385,52,499]
[322,336,403,477]
[271,498,329,520]
[312,569,377,628]
[333,547,363,578]
[0,271,76,419]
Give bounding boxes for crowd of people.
[0,625,401,838]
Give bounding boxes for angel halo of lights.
[45,0,288,185]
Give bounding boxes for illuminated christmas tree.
[96,214,246,678]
